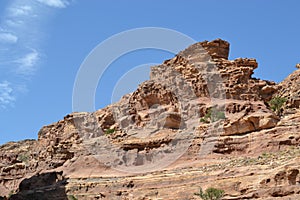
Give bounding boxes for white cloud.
[10,5,32,16]
[0,81,15,108]
[0,0,72,109]
[0,33,18,43]
[5,19,24,27]
[36,0,70,8]
[16,50,40,75]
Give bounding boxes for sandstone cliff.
[0,39,299,200]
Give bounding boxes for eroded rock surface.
[1,39,299,200]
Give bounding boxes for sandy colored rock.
[1,39,300,200]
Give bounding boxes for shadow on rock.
[9,171,68,200]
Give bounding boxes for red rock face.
[1,39,300,200]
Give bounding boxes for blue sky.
[0,0,299,144]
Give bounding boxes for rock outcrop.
[10,171,68,200]
[0,39,299,200]
[277,64,300,110]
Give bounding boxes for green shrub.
[18,154,29,163]
[68,195,78,200]
[200,108,225,123]
[195,187,224,200]
[105,128,115,134]
[211,110,225,122]
[268,96,287,116]
[200,117,209,123]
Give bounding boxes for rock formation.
[0,39,299,200]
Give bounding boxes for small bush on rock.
[268,96,287,116]
[195,187,224,200]
[200,108,225,123]
[68,195,78,200]
[105,128,115,134]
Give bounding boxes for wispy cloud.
[5,19,24,27]
[0,32,18,43]
[15,49,40,75]
[9,5,32,16]
[0,0,72,109]
[36,0,70,8]
[0,81,15,108]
